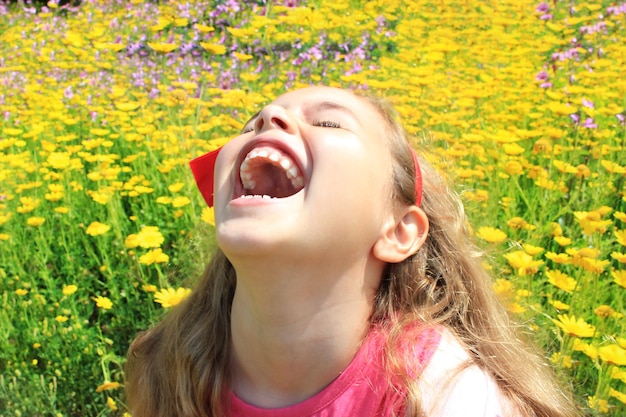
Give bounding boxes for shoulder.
[417,328,518,417]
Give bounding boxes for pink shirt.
[229,326,441,417]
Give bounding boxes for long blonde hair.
[365,96,579,417]
[125,93,579,417]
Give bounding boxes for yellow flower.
[0,212,11,226]
[168,182,185,193]
[550,352,572,368]
[599,344,626,366]
[55,315,68,323]
[139,248,169,265]
[553,236,572,246]
[147,42,178,53]
[174,18,188,27]
[553,314,596,338]
[547,101,576,115]
[62,285,78,296]
[124,234,139,249]
[588,396,609,413]
[522,243,544,256]
[27,217,46,227]
[154,287,192,308]
[601,160,626,174]
[106,396,118,411]
[613,368,626,384]
[611,252,626,263]
[15,289,28,296]
[199,42,227,54]
[493,278,514,300]
[89,128,110,137]
[610,389,626,406]
[573,339,597,360]
[201,207,215,226]
[548,299,570,310]
[594,305,622,319]
[136,226,164,248]
[574,211,612,235]
[615,229,626,246]
[545,269,577,293]
[142,284,157,292]
[115,101,140,111]
[475,227,507,243]
[96,381,121,392]
[503,160,523,176]
[233,51,253,61]
[92,296,113,310]
[194,24,214,33]
[553,160,577,174]
[502,143,525,156]
[507,217,535,230]
[171,196,191,208]
[156,196,172,204]
[550,222,563,236]
[505,302,526,314]
[579,257,610,274]
[85,221,111,236]
[47,152,71,170]
[503,251,543,276]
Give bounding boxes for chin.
[216,220,293,259]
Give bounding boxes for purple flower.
[570,113,580,126]
[608,4,626,16]
[536,2,549,13]
[582,118,597,129]
[536,70,549,81]
[64,86,74,100]
[582,98,594,108]
[617,114,625,125]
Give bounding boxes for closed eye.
[312,120,341,128]
[241,121,256,134]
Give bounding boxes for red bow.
[189,147,222,208]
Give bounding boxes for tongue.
[240,146,305,198]
[245,159,297,198]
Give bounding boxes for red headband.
[190,146,423,207]
[411,148,423,207]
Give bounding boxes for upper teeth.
[240,147,305,191]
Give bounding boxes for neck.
[228,255,382,408]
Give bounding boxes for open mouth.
[238,145,305,200]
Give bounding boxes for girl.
[125,86,579,417]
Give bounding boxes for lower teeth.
[241,194,275,199]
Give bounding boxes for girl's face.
[214,86,396,262]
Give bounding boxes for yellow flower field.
[0,0,625,415]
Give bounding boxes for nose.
[254,104,297,134]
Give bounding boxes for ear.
[373,205,429,263]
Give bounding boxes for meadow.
[0,0,625,415]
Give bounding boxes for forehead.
[272,87,383,121]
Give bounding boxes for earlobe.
[373,206,429,263]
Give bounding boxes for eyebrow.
[309,100,358,120]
